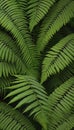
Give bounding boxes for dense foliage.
[0,0,74,130]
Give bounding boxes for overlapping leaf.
[0,102,35,130]
[41,34,74,83]
[47,77,74,130]
[37,0,74,52]
[0,0,38,77]
[6,75,48,130]
[27,0,56,31]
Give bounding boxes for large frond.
[0,0,38,77]
[41,34,74,83]
[47,77,74,130]
[0,30,28,74]
[6,75,48,130]
[37,0,74,52]
[27,0,56,31]
[0,102,35,130]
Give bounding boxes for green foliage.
[0,102,35,130]
[0,0,74,130]
[0,30,27,75]
[47,77,74,130]
[6,75,48,130]
[37,0,74,52]
[41,34,74,83]
[27,0,56,31]
[0,0,38,77]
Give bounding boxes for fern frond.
[0,30,28,74]
[0,102,35,130]
[45,61,74,95]
[0,0,38,76]
[6,75,48,130]
[57,115,74,130]
[0,41,25,73]
[41,34,74,83]
[27,0,56,31]
[0,42,16,63]
[47,77,74,130]
[0,61,17,77]
[37,0,74,52]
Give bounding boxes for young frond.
[27,0,56,31]
[0,102,35,130]
[6,75,48,130]
[47,77,74,130]
[37,0,74,52]
[41,34,74,83]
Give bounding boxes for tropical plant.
[0,0,74,130]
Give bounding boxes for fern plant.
[0,0,74,130]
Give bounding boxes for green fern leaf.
[0,30,39,76]
[27,0,56,31]
[0,41,20,64]
[37,0,74,52]
[0,1,74,130]
[41,34,74,83]
[6,75,48,130]
[0,61,17,77]
[0,0,38,76]
[0,31,28,74]
[47,77,74,130]
[0,102,35,130]
[57,115,74,130]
